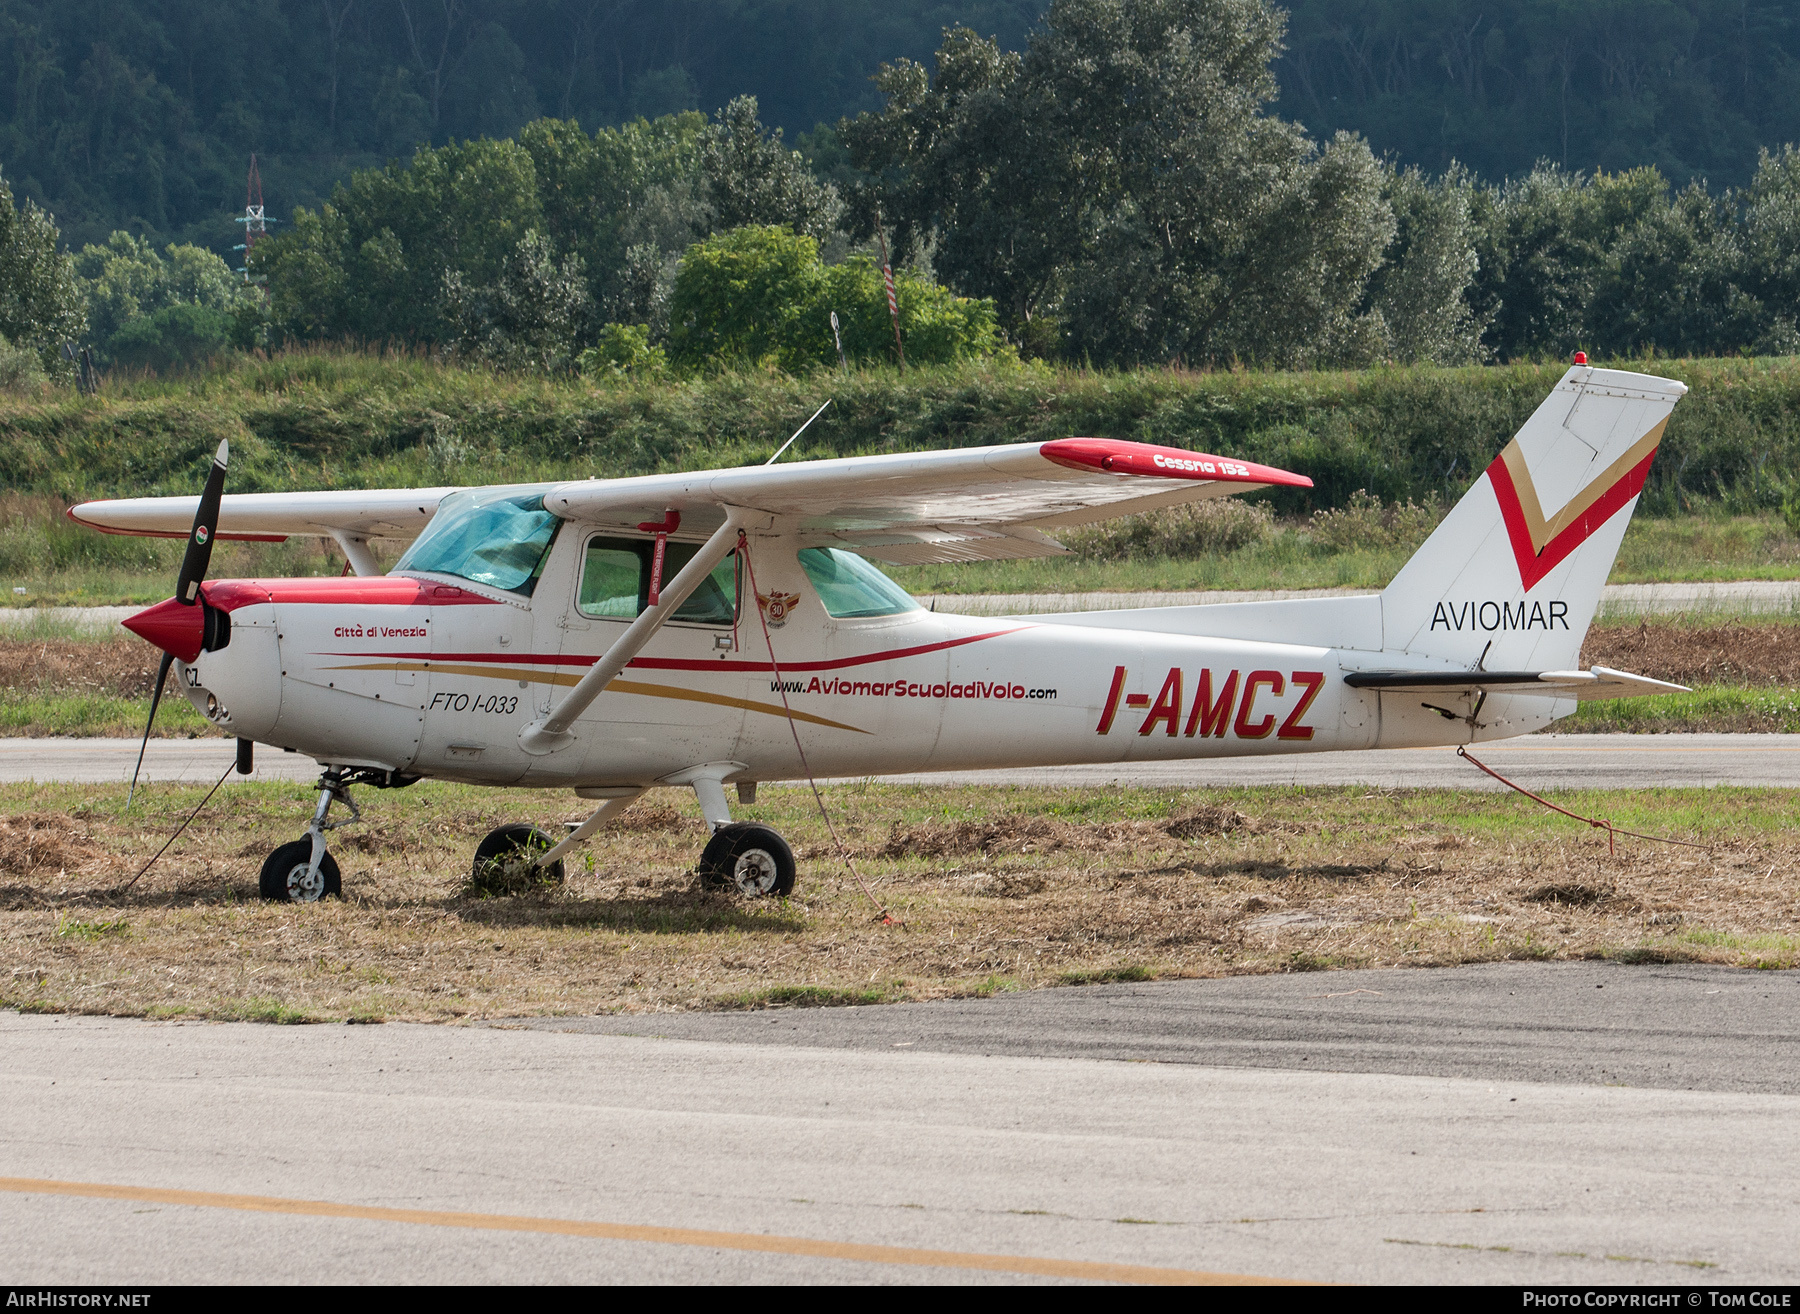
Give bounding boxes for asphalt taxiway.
[0,732,1793,790]
[2,961,1797,1284]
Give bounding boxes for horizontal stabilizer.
[1344,665,1688,702]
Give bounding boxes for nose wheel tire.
[470,824,566,895]
[698,824,796,897]
[259,840,342,903]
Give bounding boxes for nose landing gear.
[259,767,358,902]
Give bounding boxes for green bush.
[2,350,1798,518]
[108,304,233,373]
[665,226,1004,372]
[1064,499,1274,561]
[1308,489,1444,552]
[0,336,46,394]
[579,323,667,378]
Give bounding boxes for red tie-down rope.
[1456,745,1708,855]
[737,531,898,925]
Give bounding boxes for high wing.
[1344,665,1688,703]
[541,438,1311,564]
[67,487,463,543]
[66,439,1310,566]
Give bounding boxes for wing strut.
[518,509,750,756]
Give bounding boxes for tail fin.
[1381,365,1686,670]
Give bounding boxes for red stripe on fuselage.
[202,577,502,610]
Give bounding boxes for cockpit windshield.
[393,488,560,595]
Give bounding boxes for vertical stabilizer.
[1380,365,1686,671]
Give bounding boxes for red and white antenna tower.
[233,154,274,281]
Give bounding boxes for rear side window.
[577,535,737,624]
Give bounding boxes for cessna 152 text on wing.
[69,361,1688,902]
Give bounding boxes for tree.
[108,303,235,373]
[1471,164,1667,359]
[1366,165,1486,364]
[1587,181,1761,357]
[73,232,248,361]
[1741,145,1800,351]
[842,1,1398,368]
[443,229,591,371]
[0,174,84,369]
[258,135,545,345]
[702,96,844,242]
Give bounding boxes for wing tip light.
[1040,438,1312,489]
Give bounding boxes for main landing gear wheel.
[259,840,342,903]
[699,824,796,898]
[469,824,565,896]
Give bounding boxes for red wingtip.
[1040,438,1313,489]
[122,596,204,663]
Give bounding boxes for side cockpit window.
[578,535,738,624]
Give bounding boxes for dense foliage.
[0,0,1045,254]
[0,352,1795,523]
[847,2,1800,367]
[252,99,901,369]
[71,232,251,369]
[1273,0,1800,191]
[1,1,1797,258]
[11,0,1800,373]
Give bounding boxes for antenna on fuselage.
[764,398,832,465]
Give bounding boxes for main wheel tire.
[698,824,796,897]
[259,839,342,903]
[469,823,565,895]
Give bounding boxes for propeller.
[125,439,228,809]
[178,439,229,603]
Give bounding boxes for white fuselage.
[180,530,1569,790]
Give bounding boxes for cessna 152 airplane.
[69,360,1688,903]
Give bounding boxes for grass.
[1,778,1794,1023]
[0,691,217,737]
[892,511,1800,598]
[1610,514,1800,584]
[1561,686,1800,733]
[5,346,1800,520]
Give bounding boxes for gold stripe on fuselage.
[320,661,870,734]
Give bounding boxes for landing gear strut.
[259,767,358,902]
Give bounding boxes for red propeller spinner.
[122,595,206,663]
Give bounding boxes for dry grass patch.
[0,779,1795,1023]
[1582,619,1800,686]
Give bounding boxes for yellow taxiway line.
[0,1176,1297,1285]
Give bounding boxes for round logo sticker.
[194,525,210,545]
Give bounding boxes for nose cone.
[122,597,204,663]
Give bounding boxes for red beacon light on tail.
[1573,351,1588,365]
